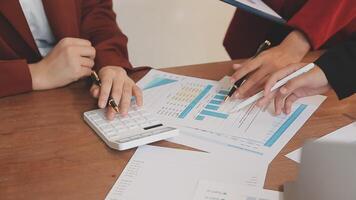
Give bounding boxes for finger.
[283,93,299,115]
[111,77,125,110]
[98,77,113,108]
[238,81,263,99]
[90,84,100,98]
[80,57,95,68]
[237,67,270,97]
[133,85,143,107]
[264,64,304,96]
[279,74,309,99]
[77,46,96,59]
[232,63,242,70]
[257,90,276,107]
[274,89,285,115]
[236,74,268,99]
[230,59,262,83]
[119,81,133,116]
[272,75,307,114]
[80,67,92,78]
[106,107,116,121]
[61,37,92,47]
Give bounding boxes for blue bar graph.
[218,90,229,95]
[214,95,225,100]
[178,85,213,119]
[264,104,307,147]
[205,104,219,111]
[195,115,205,120]
[200,110,229,119]
[209,100,222,105]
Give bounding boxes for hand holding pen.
[91,71,120,113]
[224,40,271,102]
[225,31,311,101]
[90,67,143,120]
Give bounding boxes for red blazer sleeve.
[287,0,356,50]
[80,0,132,71]
[0,60,32,97]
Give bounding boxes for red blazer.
[224,0,356,59]
[0,0,131,97]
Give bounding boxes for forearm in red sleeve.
[287,0,356,50]
[80,0,132,71]
[0,60,32,97]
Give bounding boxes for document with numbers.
[105,145,268,200]
[138,70,326,162]
[193,180,283,200]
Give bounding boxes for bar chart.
[139,70,325,160]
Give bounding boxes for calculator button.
[105,130,116,137]
[128,125,139,130]
[149,120,160,124]
[117,138,130,143]
[100,125,112,130]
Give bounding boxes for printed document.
[105,145,268,200]
[193,179,283,200]
[138,70,326,162]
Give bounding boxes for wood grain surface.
[1,53,355,199]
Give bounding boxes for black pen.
[91,71,119,113]
[224,40,271,102]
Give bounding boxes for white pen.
[230,63,315,113]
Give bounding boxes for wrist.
[99,65,126,75]
[28,61,47,90]
[280,30,311,60]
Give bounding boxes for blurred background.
[114,0,235,68]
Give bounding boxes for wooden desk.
[1,57,355,199]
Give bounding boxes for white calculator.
[83,106,179,151]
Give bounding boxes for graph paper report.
[138,70,326,161]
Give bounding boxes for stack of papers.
[105,70,327,199]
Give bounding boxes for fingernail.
[99,101,106,108]
[234,92,240,98]
[121,111,128,117]
[280,87,287,94]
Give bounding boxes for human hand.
[90,66,143,120]
[29,38,95,90]
[257,63,331,115]
[230,30,311,99]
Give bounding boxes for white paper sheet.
[193,179,283,200]
[105,145,268,200]
[138,70,326,162]
[286,122,356,163]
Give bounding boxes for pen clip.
[253,40,271,58]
